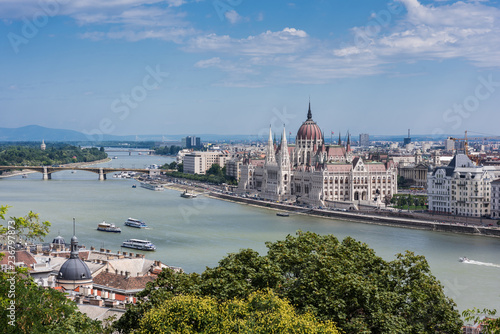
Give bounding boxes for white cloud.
[333,0,500,68]
[194,57,222,68]
[1,0,195,42]
[188,1,500,86]
[224,10,242,24]
[186,28,310,55]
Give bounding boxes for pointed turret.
[338,132,342,146]
[307,99,312,120]
[70,218,79,259]
[266,125,276,165]
[346,132,352,152]
[279,125,290,168]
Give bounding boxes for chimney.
[115,269,118,275]
[125,271,129,279]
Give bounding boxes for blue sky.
[1,0,500,139]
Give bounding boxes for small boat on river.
[97,221,122,233]
[459,257,470,263]
[276,212,290,217]
[121,239,156,251]
[180,190,197,198]
[124,218,148,228]
[140,182,164,191]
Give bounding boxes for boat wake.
[463,259,500,268]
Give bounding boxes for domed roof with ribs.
[296,102,323,141]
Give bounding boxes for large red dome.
[296,102,323,141]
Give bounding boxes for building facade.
[238,103,398,207]
[359,133,370,147]
[490,179,500,219]
[183,151,228,175]
[184,136,201,148]
[428,154,500,217]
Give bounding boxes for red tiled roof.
[0,250,37,267]
[93,271,156,292]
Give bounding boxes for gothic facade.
[239,103,398,207]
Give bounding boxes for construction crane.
[448,131,500,165]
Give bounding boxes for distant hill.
[0,125,90,141]
[0,125,468,143]
[0,125,134,142]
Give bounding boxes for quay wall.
[209,193,500,238]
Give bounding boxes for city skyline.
[1,0,500,138]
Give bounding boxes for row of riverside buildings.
[237,103,398,207]
[179,101,500,219]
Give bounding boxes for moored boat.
[97,221,122,233]
[180,189,197,198]
[121,239,156,251]
[140,182,164,191]
[124,218,148,228]
[276,212,290,217]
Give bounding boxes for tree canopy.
[115,231,463,334]
[0,205,51,244]
[136,290,340,334]
[0,144,107,168]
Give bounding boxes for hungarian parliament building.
[238,103,398,207]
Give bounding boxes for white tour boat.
[97,221,122,233]
[121,239,156,251]
[140,182,164,191]
[124,218,148,228]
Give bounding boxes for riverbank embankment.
[207,192,500,238]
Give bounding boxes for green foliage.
[463,308,500,334]
[162,168,237,186]
[207,163,223,177]
[0,144,107,167]
[1,209,50,244]
[134,290,340,334]
[0,268,103,334]
[392,194,427,210]
[160,161,178,170]
[154,145,182,156]
[117,231,462,334]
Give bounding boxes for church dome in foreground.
[56,235,92,289]
[296,102,323,141]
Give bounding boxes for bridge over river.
[0,165,155,180]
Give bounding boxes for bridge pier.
[43,167,52,180]
[99,168,106,181]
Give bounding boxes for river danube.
[1,151,499,313]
